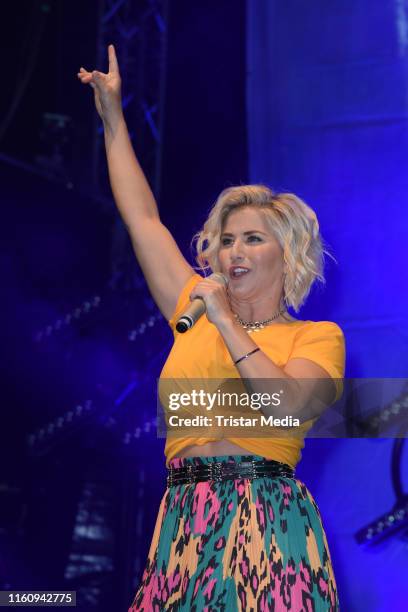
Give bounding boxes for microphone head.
[210,272,228,286]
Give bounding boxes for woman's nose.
[230,239,245,261]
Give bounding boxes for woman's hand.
[77,44,122,128]
[190,278,235,328]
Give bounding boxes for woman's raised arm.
[78,45,194,320]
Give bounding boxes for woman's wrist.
[215,315,238,335]
[103,110,126,136]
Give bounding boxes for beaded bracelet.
[234,347,260,365]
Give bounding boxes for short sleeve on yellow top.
[288,322,345,403]
[161,273,346,468]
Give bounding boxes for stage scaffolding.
[92,0,168,200]
[91,0,169,292]
[61,2,169,608]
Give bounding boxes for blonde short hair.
[193,184,329,312]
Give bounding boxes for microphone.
[176,272,228,333]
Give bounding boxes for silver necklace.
[234,307,287,333]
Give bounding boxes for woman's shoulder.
[273,316,342,327]
[290,319,344,336]
[269,319,344,346]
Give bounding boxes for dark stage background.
[1,2,407,611]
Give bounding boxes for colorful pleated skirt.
[128,455,339,611]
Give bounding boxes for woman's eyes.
[247,235,262,242]
[221,235,261,246]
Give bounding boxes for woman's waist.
[168,436,301,464]
[175,439,250,459]
[167,452,296,486]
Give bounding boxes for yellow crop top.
[159,274,345,468]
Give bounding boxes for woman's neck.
[228,293,289,324]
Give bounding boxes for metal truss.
[92,0,169,290]
[93,0,168,200]
[55,6,171,599]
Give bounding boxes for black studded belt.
[167,458,295,487]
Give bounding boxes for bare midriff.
[176,439,251,459]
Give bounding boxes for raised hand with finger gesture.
[77,44,122,128]
[77,39,196,326]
